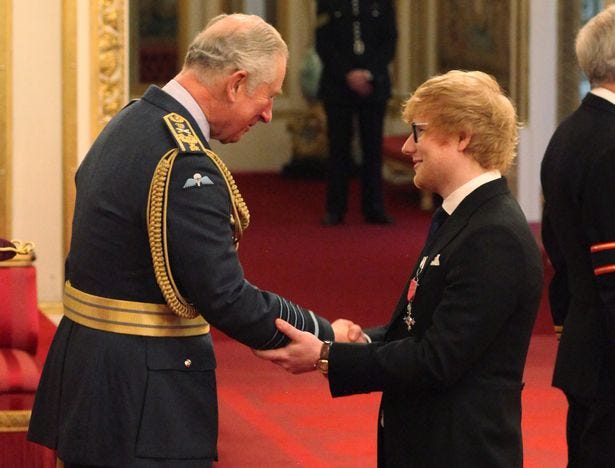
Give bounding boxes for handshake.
[253,318,367,375]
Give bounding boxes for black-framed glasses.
[411,122,428,143]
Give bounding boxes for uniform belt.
[63,281,210,337]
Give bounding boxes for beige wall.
[11,1,64,301]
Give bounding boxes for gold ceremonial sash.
[63,282,210,337]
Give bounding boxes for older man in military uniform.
[28,14,340,467]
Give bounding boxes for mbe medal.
[403,278,419,331]
[403,303,416,331]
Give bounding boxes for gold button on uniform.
[184,359,192,368]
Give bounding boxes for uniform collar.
[590,87,615,105]
[162,79,211,141]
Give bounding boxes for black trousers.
[323,100,387,217]
[565,393,615,467]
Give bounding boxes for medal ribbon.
[404,256,428,331]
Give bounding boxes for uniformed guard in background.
[316,0,398,225]
[27,14,344,467]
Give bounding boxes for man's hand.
[332,318,368,343]
[253,319,323,374]
[346,69,374,96]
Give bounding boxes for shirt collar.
[590,87,615,105]
[442,170,502,215]
[161,79,211,141]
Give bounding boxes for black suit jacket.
[28,86,334,466]
[328,178,543,467]
[541,92,615,400]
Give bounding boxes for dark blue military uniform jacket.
[27,86,334,466]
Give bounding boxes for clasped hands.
[253,318,367,374]
[346,69,374,97]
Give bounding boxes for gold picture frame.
[436,0,528,122]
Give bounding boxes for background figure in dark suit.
[541,5,615,466]
[316,0,397,225]
[257,70,543,467]
[26,14,348,467]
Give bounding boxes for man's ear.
[457,132,472,152]
[226,70,248,101]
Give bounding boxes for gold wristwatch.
[316,340,332,375]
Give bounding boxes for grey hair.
[184,13,288,93]
[576,5,615,86]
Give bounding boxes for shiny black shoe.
[321,213,344,226]
[364,212,394,225]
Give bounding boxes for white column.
[517,0,557,222]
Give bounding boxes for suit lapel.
[430,178,510,254]
[386,178,511,331]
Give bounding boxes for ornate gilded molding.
[512,0,529,124]
[38,301,64,318]
[557,1,581,122]
[0,0,12,237]
[436,0,528,123]
[63,0,77,256]
[0,410,31,433]
[90,0,126,139]
[393,0,432,113]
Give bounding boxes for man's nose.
[401,135,415,156]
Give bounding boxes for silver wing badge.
[183,173,214,188]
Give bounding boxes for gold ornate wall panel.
[556,0,615,122]
[512,0,529,124]
[436,0,529,123]
[407,1,433,93]
[62,0,127,255]
[558,0,582,122]
[0,410,31,432]
[90,0,126,139]
[63,0,77,255]
[393,0,433,112]
[0,1,11,237]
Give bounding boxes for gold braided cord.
[146,147,250,319]
[203,148,250,243]
[147,149,199,319]
[0,239,35,255]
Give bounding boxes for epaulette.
[147,113,250,321]
[163,112,206,153]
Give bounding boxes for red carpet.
[12,173,566,467]
[210,173,566,466]
[232,173,554,334]
[214,334,566,467]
